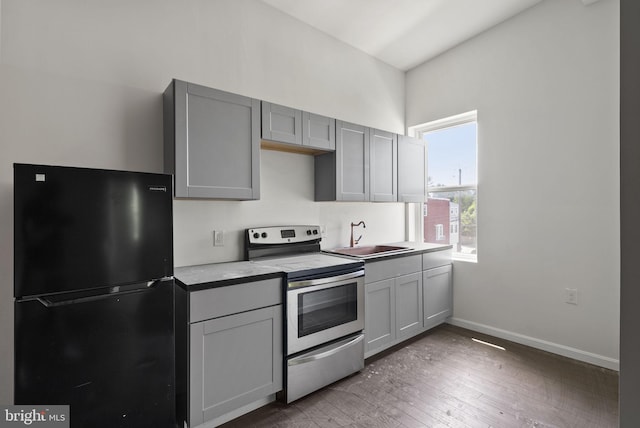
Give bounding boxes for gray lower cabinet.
[370,129,397,202]
[164,79,260,200]
[189,305,283,427]
[180,277,283,428]
[364,278,395,353]
[365,250,452,358]
[395,272,423,339]
[397,135,427,203]
[364,254,422,357]
[365,272,423,357]
[423,264,453,330]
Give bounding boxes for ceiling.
[260,0,545,71]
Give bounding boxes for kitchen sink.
[327,245,412,258]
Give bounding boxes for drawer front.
[287,333,364,403]
[422,249,453,270]
[365,254,422,283]
[190,278,282,323]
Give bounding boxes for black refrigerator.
[13,163,176,428]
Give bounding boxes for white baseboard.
[448,318,619,371]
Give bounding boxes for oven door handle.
[288,334,364,366]
[288,269,364,289]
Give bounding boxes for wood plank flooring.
[220,325,619,428]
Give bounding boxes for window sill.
[453,253,477,263]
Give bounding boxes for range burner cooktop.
[245,225,363,280]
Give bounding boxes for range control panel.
[247,225,321,245]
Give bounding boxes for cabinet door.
[370,129,397,202]
[336,121,370,201]
[398,135,427,203]
[164,80,260,200]
[302,112,335,150]
[189,305,282,427]
[395,272,423,340]
[365,278,395,356]
[423,264,453,330]
[261,102,302,145]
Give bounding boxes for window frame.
[408,110,478,262]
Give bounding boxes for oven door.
[287,270,364,355]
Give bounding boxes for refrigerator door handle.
[34,287,151,308]
[28,278,174,307]
[35,290,141,307]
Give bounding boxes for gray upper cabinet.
[302,112,336,150]
[337,121,370,201]
[261,101,302,146]
[370,128,397,202]
[164,79,260,200]
[315,120,370,201]
[261,103,336,152]
[398,135,427,203]
[316,123,401,202]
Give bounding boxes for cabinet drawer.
[365,254,421,283]
[190,278,282,323]
[422,249,453,270]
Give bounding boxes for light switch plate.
[213,230,224,246]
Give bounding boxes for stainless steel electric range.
[245,225,365,403]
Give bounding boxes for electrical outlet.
[320,225,327,238]
[565,288,578,305]
[213,230,224,247]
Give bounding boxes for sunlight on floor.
[472,337,506,351]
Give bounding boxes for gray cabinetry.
[422,250,453,331]
[302,112,335,150]
[261,102,302,146]
[261,103,335,151]
[315,120,370,201]
[397,135,427,203]
[189,305,282,427]
[185,277,283,427]
[423,264,453,330]
[164,79,260,200]
[370,129,397,202]
[337,121,370,201]
[364,278,395,353]
[365,249,452,358]
[364,254,422,357]
[315,123,399,202]
[395,272,423,339]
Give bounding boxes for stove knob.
[306,230,312,235]
[313,229,319,235]
[253,232,260,239]
[261,232,268,238]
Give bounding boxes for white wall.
[0,0,406,403]
[406,0,620,368]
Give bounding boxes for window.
[410,111,478,261]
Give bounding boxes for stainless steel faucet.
[350,221,366,247]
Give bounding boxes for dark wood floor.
[221,324,619,428]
